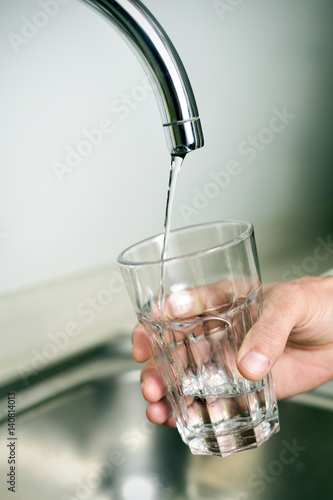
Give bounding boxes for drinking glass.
[118,221,279,457]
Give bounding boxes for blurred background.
[1,1,333,499]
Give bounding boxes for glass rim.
[117,220,254,268]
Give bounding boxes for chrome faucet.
[80,0,204,156]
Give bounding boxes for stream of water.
[158,154,184,314]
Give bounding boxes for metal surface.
[80,0,204,155]
[0,338,331,499]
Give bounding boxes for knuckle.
[275,280,304,300]
[265,280,307,313]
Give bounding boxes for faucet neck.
[80,0,204,155]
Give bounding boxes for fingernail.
[239,351,269,377]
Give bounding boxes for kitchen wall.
[1,0,333,295]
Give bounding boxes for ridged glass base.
[186,407,279,457]
[176,373,280,457]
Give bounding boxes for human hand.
[132,276,333,427]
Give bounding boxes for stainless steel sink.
[0,338,332,500]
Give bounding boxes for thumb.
[236,282,305,381]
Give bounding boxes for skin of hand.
[131,276,333,428]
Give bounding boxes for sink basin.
[0,338,331,499]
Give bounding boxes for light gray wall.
[1,0,333,294]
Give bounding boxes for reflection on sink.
[0,338,331,500]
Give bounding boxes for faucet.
[80,0,204,156]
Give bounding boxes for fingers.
[141,360,167,403]
[165,280,256,320]
[146,398,176,427]
[132,324,173,425]
[236,281,307,381]
[141,360,177,427]
[132,279,284,429]
[132,323,151,363]
[149,279,259,321]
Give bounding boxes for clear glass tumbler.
[118,221,279,457]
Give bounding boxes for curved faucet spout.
[80,0,204,156]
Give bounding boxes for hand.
[132,276,333,427]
